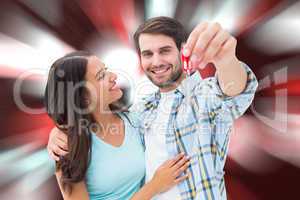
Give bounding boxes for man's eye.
[160,49,170,54]
[142,52,152,57]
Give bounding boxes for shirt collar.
[176,71,202,97]
[144,71,202,109]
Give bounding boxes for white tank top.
[144,90,181,200]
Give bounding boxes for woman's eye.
[97,68,108,80]
[98,73,105,80]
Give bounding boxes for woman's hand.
[130,153,191,200]
[150,153,191,194]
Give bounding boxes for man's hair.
[133,16,188,54]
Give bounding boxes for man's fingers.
[191,23,221,64]
[50,127,67,143]
[222,36,237,51]
[48,148,60,161]
[53,145,68,156]
[56,131,68,144]
[56,138,68,151]
[183,22,208,57]
[215,36,237,58]
[47,127,68,161]
[202,29,230,62]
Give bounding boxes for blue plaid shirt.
[131,63,258,200]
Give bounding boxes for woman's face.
[84,56,123,111]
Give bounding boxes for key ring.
[181,51,192,76]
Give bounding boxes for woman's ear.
[82,89,91,107]
[83,97,91,107]
[82,83,97,112]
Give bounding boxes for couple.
[45,17,258,200]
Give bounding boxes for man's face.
[139,33,183,89]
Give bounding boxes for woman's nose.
[109,72,117,81]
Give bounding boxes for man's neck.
[159,73,186,93]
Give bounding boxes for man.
[47,17,258,199]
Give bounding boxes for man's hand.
[183,22,247,96]
[47,127,68,161]
[183,22,238,69]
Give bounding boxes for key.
[181,51,192,76]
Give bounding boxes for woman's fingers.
[167,153,185,167]
[174,159,191,177]
[172,155,190,170]
[151,153,191,193]
[174,173,189,184]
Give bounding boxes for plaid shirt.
[131,63,258,200]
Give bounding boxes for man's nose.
[152,53,162,67]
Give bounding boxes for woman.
[44,51,190,200]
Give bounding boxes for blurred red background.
[0,0,299,199]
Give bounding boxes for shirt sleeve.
[194,62,258,121]
[128,100,146,149]
[192,62,258,174]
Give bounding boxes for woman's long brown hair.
[44,51,93,194]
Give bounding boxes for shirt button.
[145,123,150,129]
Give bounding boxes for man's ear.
[137,56,145,75]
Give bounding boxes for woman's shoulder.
[118,111,141,128]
